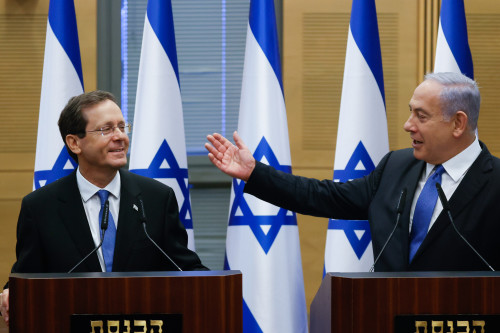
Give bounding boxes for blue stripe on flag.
[48,0,84,88]
[147,0,180,83]
[248,0,283,94]
[243,299,264,333]
[350,0,385,104]
[440,0,473,79]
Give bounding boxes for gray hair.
[424,72,480,131]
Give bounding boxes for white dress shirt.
[409,137,482,233]
[76,168,121,272]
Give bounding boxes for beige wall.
[0,0,96,290]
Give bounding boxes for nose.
[110,126,127,139]
[403,114,415,133]
[111,127,121,136]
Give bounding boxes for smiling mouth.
[109,148,124,153]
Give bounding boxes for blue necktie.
[409,165,446,262]
[97,190,116,272]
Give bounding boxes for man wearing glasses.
[0,91,206,324]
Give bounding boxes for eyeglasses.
[86,124,132,136]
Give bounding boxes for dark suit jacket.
[244,142,500,271]
[10,169,207,276]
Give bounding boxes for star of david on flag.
[130,140,193,229]
[228,137,296,254]
[33,0,83,190]
[34,147,77,190]
[129,0,195,250]
[328,141,375,260]
[333,141,375,182]
[324,0,389,273]
[224,0,307,330]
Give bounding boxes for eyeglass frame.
[84,123,132,137]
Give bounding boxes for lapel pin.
[133,204,139,212]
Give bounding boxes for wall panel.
[468,13,500,155]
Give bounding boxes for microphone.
[138,198,183,271]
[435,183,494,271]
[101,200,109,230]
[370,189,407,272]
[69,200,110,273]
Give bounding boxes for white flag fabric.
[324,0,389,273]
[224,0,307,332]
[129,0,195,250]
[434,0,473,78]
[33,0,83,190]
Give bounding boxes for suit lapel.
[412,145,492,261]
[58,171,101,271]
[112,169,143,271]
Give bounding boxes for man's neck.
[452,134,477,159]
[79,167,119,189]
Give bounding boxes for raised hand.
[205,131,256,182]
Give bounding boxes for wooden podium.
[310,271,500,333]
[9,270,242,333]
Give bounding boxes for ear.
[452,111,469,138]
[65,134,82,155]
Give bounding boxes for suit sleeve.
[12,197,46,273]
[244,151,392,220]
[4,197,46,289]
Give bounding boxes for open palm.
[205,131,256,181]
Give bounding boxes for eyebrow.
[96,121,125,128]
[409,104,426,113]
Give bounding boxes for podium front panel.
[310,271,500,333]
[9,271,242,333]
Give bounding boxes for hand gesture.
[205,131,256,181]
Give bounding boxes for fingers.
[205,134,227,169]
[206,132,236,157]
[206,151,222,168]
[213,132,236,150]
[204,142,219,157]
[233,131,249,151]
[206,133,228,152]
[0,289,8,324]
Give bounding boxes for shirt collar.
[76,168,121,202]
[424,136,482,182]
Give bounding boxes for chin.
[110,158,128,169]
[412,150,426,161]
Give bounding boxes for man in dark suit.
[0,90,206,324]
[205,72,500,272]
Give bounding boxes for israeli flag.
[224,0,307,332]
[434,0,473,78]
[129,0,195,250]
[33,0,83,190]
[324,0,389,273]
